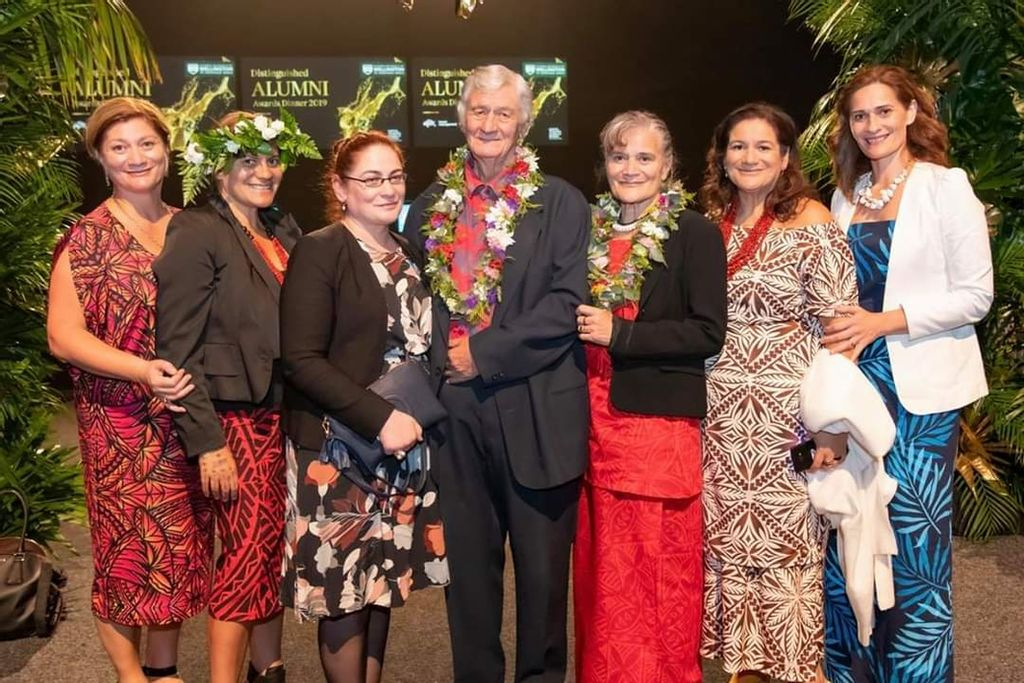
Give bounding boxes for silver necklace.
[855,163,913,210]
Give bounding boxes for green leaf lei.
[588,182,691,308]
[178,108,321,204]
[420,145,543,326]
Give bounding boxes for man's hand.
[199,446,238,502]
[446,336,479,383]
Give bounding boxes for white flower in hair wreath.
[420,145,544,326]
[588,181,691,308]
[177,108,321,204]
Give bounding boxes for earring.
[341,201,348,213]
[104,172,111,187]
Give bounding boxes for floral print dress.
[282,242,450,621]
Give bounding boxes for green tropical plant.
[790,0,1024,539]
[0,0,159,549]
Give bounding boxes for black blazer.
[280,223,417,452]
[154,196,301,458]
[408,174,591,489]
[607,209,727,417]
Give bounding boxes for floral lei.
[178,108,320,205]
[588,181,691,308]
[421,145,543,325]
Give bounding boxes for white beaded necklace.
[855,162,913,210]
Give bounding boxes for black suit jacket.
[607,209,727,417]
[280,223,416,452]
[154,196,301,458]
[408,174,591,489]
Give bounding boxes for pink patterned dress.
[56,204,213,625]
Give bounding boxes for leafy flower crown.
[178,108,320,204]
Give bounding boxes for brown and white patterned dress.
[700,222,856,682]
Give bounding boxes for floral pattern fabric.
[824,219,958,683]
[700,222,857,681]
[58,204,213,626]
[282,245,449,621]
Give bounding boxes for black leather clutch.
[368,360,447,428]
[320,360,446,495]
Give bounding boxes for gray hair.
[457,64,535,140]
[599,110,678,181]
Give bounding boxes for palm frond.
[0,0,156,549]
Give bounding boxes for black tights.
[318,606,391,683]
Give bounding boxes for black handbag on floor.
[320,360,447,495]
[0,488,66,640]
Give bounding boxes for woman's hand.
[138,359,194,412]
[379,409,423,456]
[576,304,614,347]
[822,305,907,359]
[199,446,238,501]
[806,432,850,472]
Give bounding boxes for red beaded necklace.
[719,202,775,280]
[238,222,289,285]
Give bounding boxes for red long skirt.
[208,408,286,622]
[574,481,704,682]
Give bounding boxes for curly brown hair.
[831,64,949,199]
[699,102,816,222]
[323,131,405,223]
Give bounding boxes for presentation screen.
[410,58,568,148]
[71,56,237,150]
[239,57,409,148]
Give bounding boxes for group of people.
[46,61,992,683]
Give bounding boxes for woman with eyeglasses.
[154,110,319,683]
[280,131,449,683]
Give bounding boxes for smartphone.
[790,439,817,473]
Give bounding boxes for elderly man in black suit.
[407,64,590,682]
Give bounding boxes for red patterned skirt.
[574,482,704,683]
[209,408,286,622]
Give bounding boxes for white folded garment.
[800,349,898,646]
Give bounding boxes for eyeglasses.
[342,172,407,188]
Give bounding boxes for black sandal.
[247,662,285,683]
[141,665,179,680]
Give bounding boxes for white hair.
[457,64,534,139]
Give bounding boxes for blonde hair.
[84,97,170,160]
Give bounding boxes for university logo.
[186,62,200,76]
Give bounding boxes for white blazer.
[831,162,993,414]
